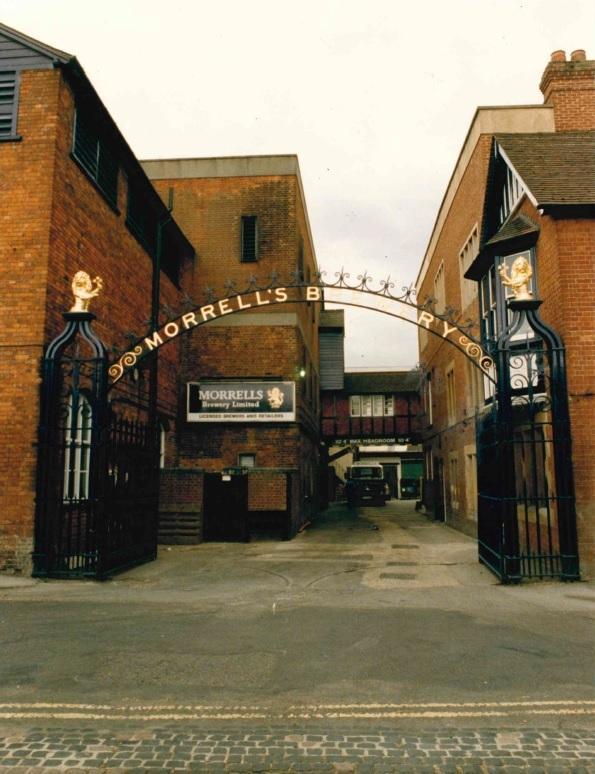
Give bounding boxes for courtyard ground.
[0,500,593,772]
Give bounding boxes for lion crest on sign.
[267,387,284,410]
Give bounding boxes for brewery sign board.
[187,381,296,422]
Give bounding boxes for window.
[241,216,258,262]
[350,395,393,417]
[433,261,445,312]
[424,373,433,426]
[459,225,479,309]
[372,395,383,416]
[500,250,535,303]
[239,453,256,468]
[479,251,536,347]
[0,70,18,139]
[126,180,157,256]
[480,264,498,343]
[449,453,459,513]
[465,357,484,414]
[72,108,118,207]
[498,159,524,225]
[159,423,166,469]
[464,445,478,521]
[350,395,361,416]
[445,365,456,425]
[63,394,92,501]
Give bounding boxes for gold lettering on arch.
[111,284,495,384]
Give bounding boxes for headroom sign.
[187,381,296,422]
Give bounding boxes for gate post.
[34,304,108,578]
[493,294,579,581]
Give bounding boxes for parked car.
[347,463,390,506]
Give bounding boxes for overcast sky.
[4,0,593,368]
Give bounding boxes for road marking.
[0,709,593,721]
[0,700,593,722]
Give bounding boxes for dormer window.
[495,145,524,225]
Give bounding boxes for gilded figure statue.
[69,270,103,312]
[498,256,533,301]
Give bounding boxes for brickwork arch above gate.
[108,271,496,387]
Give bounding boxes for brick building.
[415,50,595,578]
[141,156,321,541]
[0,24,320,573]
[0,23,193,574]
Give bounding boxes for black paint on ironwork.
[476,298,580,583]
[109,269,490,388]
[33,311,159,579]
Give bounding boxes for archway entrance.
[33,271,578,582]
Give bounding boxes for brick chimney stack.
[539,49,595,131]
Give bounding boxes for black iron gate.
[33,311,159,579]
[477,298,580,582]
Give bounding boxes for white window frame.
[239,453,256,468]
[498,162,525,225]
[465,357,485,414]
[63,393,92,501]
[480,264,498,342]
[464,444,478,521]
[159,422,166,469]
[350,394,393,417]
[424,374,433,426]
[459,225,479,310]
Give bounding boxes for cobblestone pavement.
[0,725,594,772]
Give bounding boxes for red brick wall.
[548,218,595,573]
[417,134,491,534]
[0,69,61,572]
[540,56,595,131]
[47,75,188,419]
[149,172,320,531]
[0,67,190,573]
[518,203,595,576]
[248,472,287,511]
[158,469,203,544]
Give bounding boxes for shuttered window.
[241,215,258,262]
[126,180,157,257]
[0,70,17,138]
[72,108,118,208]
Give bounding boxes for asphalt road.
[0,500,593,771]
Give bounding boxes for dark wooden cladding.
[319,331,344,390]
[0,34,55,69]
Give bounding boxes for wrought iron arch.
[108,269,496,387]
